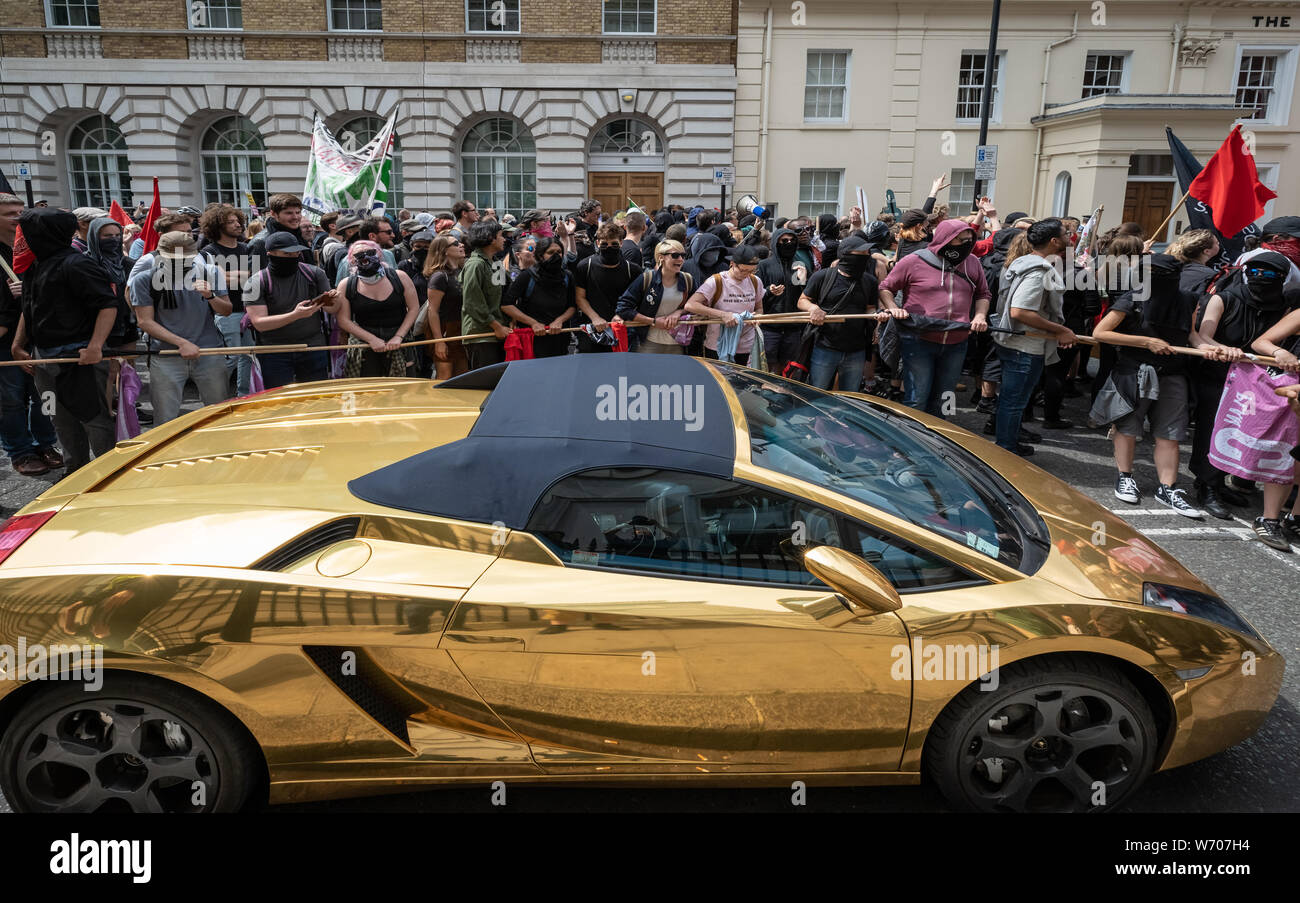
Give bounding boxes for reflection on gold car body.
[0,357,1282,813]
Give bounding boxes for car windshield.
[715,365,1049,574]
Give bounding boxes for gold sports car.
[0,355,1282,813]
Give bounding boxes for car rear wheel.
[924,656,1157,813]
[0,674,259,813]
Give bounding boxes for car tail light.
[0,511,57,566]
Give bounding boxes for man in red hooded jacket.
[878,219,991,416]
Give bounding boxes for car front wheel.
[924,655,1157,813]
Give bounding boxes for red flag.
[11,224,34,274]
[1188,125,1277,239]
[140,177,162,254]
[108,200,132,229]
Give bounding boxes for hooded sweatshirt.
[682,231,730,286]
[755,227,804,316]
[878,219,991,344]
[18,208,120,350]
[249,215,315,272]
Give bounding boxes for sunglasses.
[666,252,685,259]
[1247,268,1283,281]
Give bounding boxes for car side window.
[526,467,976,591]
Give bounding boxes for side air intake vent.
[302,645,423,744]
[252,517,362,571]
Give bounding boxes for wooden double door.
[1122,181,1175,242]
[588,172,663,216]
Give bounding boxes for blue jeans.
[0,340,58,459]
[994,345,1045,450]
[148,354,231,426]
[258,349,329,390]
[809,344,866,392]
[899,333,968,417]
[215,312,253,396]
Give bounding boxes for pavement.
[0,365,1295,813]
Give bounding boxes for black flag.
[0,168,14,196]
[1166,126,1259,267]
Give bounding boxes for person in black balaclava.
[11,208,119,472]
[708,222,738,250]
[682,230,730,286]
[755,227,809,373]
[501,235,576,358]
[817,213,841,268]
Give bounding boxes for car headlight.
[1142,582,1261,640]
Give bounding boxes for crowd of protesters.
[1,182,1299,547]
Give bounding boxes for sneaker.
[1115,474,1140,505]
[1283,514,1300,542]
[1014,443,1035,457]
[976,395,999,415]
[1253,517,1292,551]
[1155,484,1203,519]
[37,446,64,469]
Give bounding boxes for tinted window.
[527,468,974,591]
[718,366,1049,573]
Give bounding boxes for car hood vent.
[253,517,361,571]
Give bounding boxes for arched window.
[590,119,659,155]
[1052,172,1072,218]
[67,114,132,209]
[461,118,536,219]
[201,115,267,207]
[339,115,402,210]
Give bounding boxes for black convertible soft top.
[348,354,736,527]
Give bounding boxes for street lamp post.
[971,0,1002,209]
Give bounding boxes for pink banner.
[1208,362,1299,484]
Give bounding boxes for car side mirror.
[798,544,902,615]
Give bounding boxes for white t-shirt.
[696,270,762,352]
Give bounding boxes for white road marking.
[1110,508,1191,516]
[1136,527,1250,538]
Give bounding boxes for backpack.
[249,261,326,345]
[521,267,570,304]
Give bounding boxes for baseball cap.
[265,231,310,254]
[157,231,198,258]
[727,244,768,265]
[411,230,434,242]
[400,218,422,233]
[1261,216,1300,238]
[335,213,364,232]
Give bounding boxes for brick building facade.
[0,0,739,215]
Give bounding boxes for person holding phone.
[242,231,339,390]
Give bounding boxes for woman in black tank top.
[336,240,419,378]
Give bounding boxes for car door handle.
[441,632,526,648]
[779,594,870,628]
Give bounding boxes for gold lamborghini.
[0,355,1282,813]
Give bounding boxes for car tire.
[923,654,1157,813]
[0,673,261,813]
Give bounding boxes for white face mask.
[357,272,384,284]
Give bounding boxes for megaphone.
[737,194,767,218]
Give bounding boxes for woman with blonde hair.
[1166,228,1220,295]
[422,234,468,379]
[245,218,265,240]
[614,239,696,354]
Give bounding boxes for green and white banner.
[301,112,396,222]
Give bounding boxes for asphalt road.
[0,368,1295,813]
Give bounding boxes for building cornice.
[0,27,735,43]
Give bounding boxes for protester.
[71,207,107,253]
[243,232,338,390]
[622,211,648,267]
[13,209,119,471]
[683,244,766,366]
[756,226,809,373]
[423,234,468,380]
[878,219,991,416]
[799,234,880,390]
[397,230,432,302]
[574,222,641,353]
[249,194,313,272]
[615,239,695,354]
[460,220,511,370]
[320,213,364,277]
[1168,229,1221,295]
[198,204,253,396]
[1092,253,1238,516]
[0,195,60,476]
[449,200,479,239]
[989,219,1077,456]
[336,240,418,377]
[502,236,576,358]
[1248,307,1300,548]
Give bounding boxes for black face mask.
[97,236,123,259]
[539,253,564,274]
[941,242,973,265]
[1247,273,1286,310]
[777,240,795,259]
[270,256,300,277]
[599,245,622,265]
[354,254,382,276]
[700,250,721,269]
[411,248,428,267]
[837,254,870,278]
